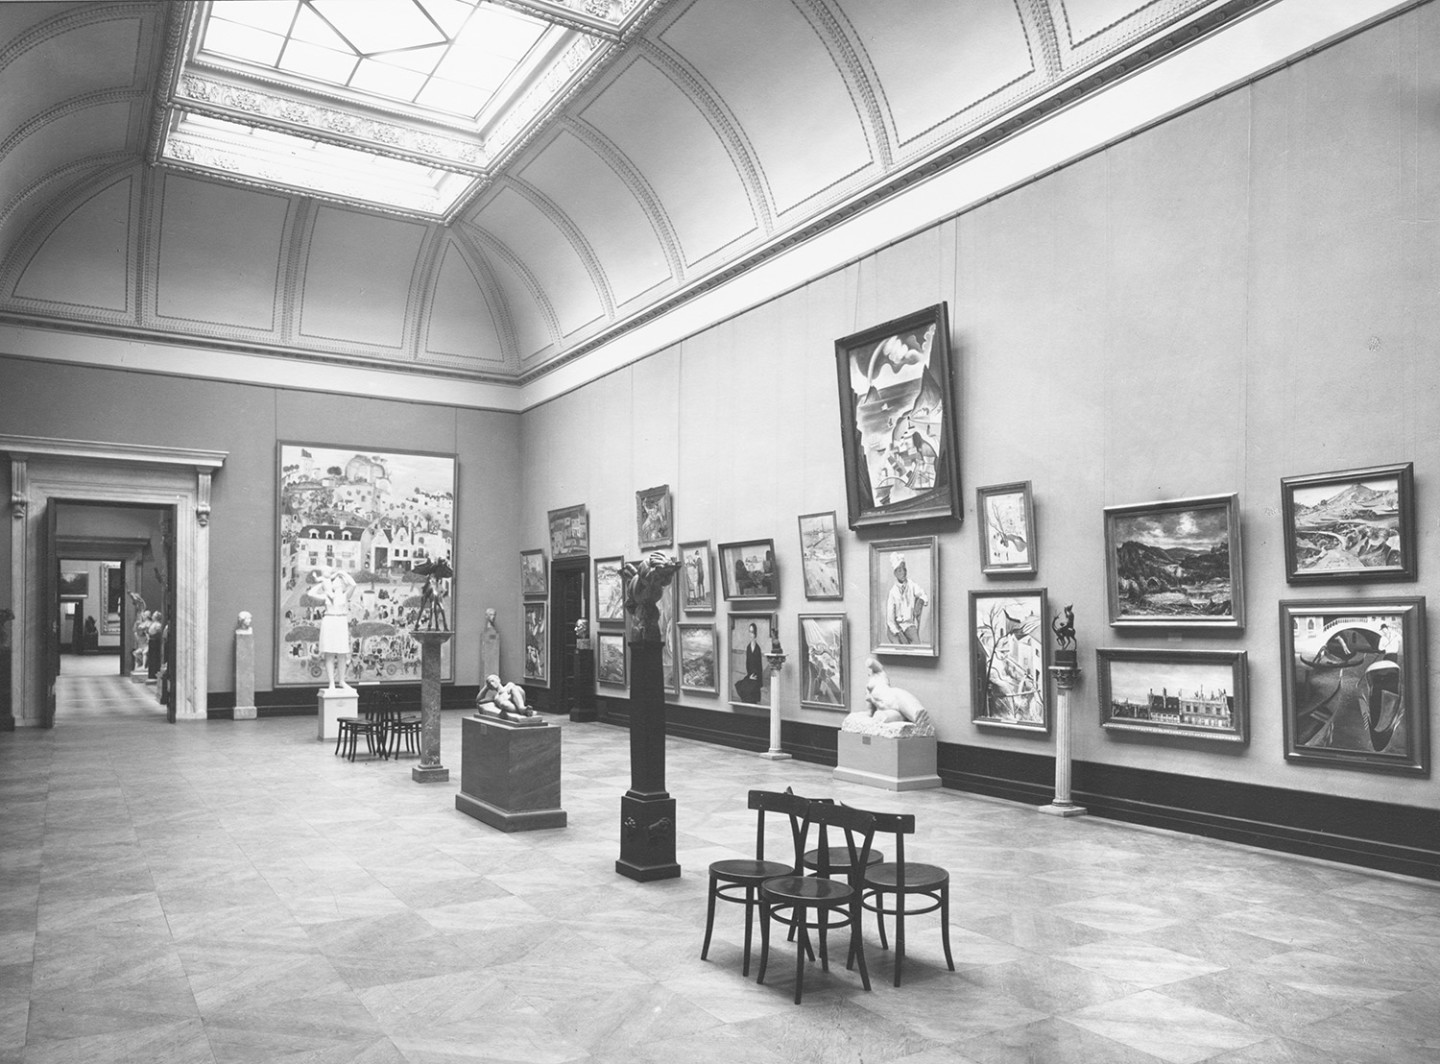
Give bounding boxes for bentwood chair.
[757,801,877,1003]
[701,789,808,976]
[858,809,953,986]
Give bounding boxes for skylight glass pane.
[351,59,426,100]
[416,77,489,117]
[210,0,298,36]
[374,43,446,75]
[313,0,445,55]
[416,0,475,38]
[279,39,359,84]
[289,4,353,52]
[457,8,546,62]
[203,21,285,66]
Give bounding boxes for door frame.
[549,556,587,714]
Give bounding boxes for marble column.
[616,642,680,881]
[760,649,791,760]
[1039,661,1087,817]
[412,630,452,783]
[233,625,256,720]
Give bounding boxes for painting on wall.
[596,631,627,687]
[969,589,1048,732]
[797,511,842,600]
[520,549,547,597]
[102,563,123,635]
[1281,463,1415,584]
[719,539,778,601]
[977,481,1037,576]
[58,572,89,597]
[523,601,548,685]
[1103,493,1243,629]
[594,556,626,625]
[1097,648,1249,744]
[1279,597,1428,776]
[728,611,777,709]
[798,614,847,711]
[276,442,456,687]
[679,540,714,613]
[636,485,673,549]
[833,303,961,529]
[679,623,718,695]
[868,536,937,657]
[548,504,589,559]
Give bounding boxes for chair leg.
[793,905,807,1004]
[333,726,344,756]
[756,900,771,984]
[817,909,829,972]
[741,886,755,977]
[851,906,870,991]
[875,889,889,951]
[940,883,954,971]
[700,874,718,960]
[894,896,906,988]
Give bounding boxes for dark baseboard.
[595,695,837,766]
[207,684,481,720]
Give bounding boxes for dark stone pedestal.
[570,645,596,723]
[616,642,680,881]
[456,715,566,831]
[412,630,451,784]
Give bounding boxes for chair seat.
[762,874,854,905]
[864,862,948,892]
[803,847,882,874]
[710,858,792,883]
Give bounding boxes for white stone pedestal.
[760,651,791,761]
[1039,662,1087,818]
[233,629,256,720]
[833,731,941,790]
[317,687,356,741]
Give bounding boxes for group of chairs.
[701,788,953,1003]
[334,709,423,761]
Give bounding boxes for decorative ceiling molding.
[444,226,521,368]
[463,222,564,354]
[502,175,617,319]
[799,0,893,171]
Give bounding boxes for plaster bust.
[237,611,252,631]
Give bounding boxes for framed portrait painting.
[679,540,715,613]
[798,614,847,711]
[797,511,842,600]
[679,623,718,695]
[1281,463,1415,584]
[636,485,673,550]
[547,504,589,559]
[1097,648,1248,744]
[520,550,547,597]
[977,481,1037,577]
[523,601,548,685]
[1279,597,1427,776]
[868,536,937,657]
[1104,493,1243,629]
[969,589,1048,732]
[719,539,778,601]
[833,303,961,529]
[596,631,627,687]
[728,612,776,709]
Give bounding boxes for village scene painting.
[1283,464,1412,582]
[969,591,1047,731]
[1099,650,1246,742]
[277,444,454,686]
[1105,495,1241,627]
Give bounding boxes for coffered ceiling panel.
[472,237,556,363]
[13,175,133,314]
[299,206,426,351]
[423,238,507,367]
[1051,0,1215,67]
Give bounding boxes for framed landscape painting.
[969,589,1048,732]
[636,485,673,549]
[679,623,718,694]
[594,556,625,625]
[719,539,778,601]
[277,442,456,686]
[797,511,842,600]
[1098,648,1248,744]
[596,632,627,687]
[547,504,588,559]
[728,612,776,708]
[798,614,847,711]
[869,536,937,658]
[523,601,547,685]
[1281,463,1415,584]
[520,550,547,597]
[1280,597,1427,776]
[833,303,961,529]
[977,481,1037,577]
[58,572,88,597]
[679,540,715,613]
[1104,493,1243,630]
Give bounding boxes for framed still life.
[520,549,547,597]
[833,303,961,529]
[977,481,1037,577]
[798,613,847,711]
[1097,648,1249,745]
[797,511,842,600]
[593,556,626,625]
[547,504,589,559]
[636,484,673,549]
[1279,597,1427,776]
[868,536,937,658]
[1103,493,1243,630]
[679,540,715,613]
[1281,463,1415,584]
[969,589,1048,732]
[719,538,778,601]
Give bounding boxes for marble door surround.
[2,434,226,726]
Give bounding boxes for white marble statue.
[237,610,252,631]
[304,567,355,691]
[841,656,935,738]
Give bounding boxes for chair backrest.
[859,808,914,867]
[748,788,810,865]
[804,802,877,888]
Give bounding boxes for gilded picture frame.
[798,613,847,711]
[1097,648,1249,745]
[1281,463,1415,584]
[797,511,843,600]
[969,588,1049,732]
[679,540,715,613]
[977,481,1037,577]
[868,536,938,658]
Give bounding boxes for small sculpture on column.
[234,611,257,720]
[1040,605,1086,817]
[760,630,790,760]
[410,558,452,631]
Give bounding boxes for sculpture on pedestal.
[622,552,680,641]
[236,610,252,631]
[129,592,149,671]
[841,657,935,738]
[1051,604,1077,666]
[410,558,452,631]
[476,674,542,725]
[305,567,355,691]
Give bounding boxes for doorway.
[549,557,588,716]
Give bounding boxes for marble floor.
[2,669,1438,1064]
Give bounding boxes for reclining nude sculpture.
[841,657,936,738]
[475,674,543,725]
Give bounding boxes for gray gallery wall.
[518,6,1440,811]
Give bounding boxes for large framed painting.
[1097,648,1249,745]
[679,623,718,695]
[520,549,547,597]
[1281,463,1415,584]
[869,536,937,657]
[719,539,778,601]
[596,631,627,687]
[798,614,847,711]
[728,611,777,709]
[277,442,456,687]
[977,481,1037,577]
[636,485,673,550]
[593,556,626,625]
[523,601,548,685]
[1104,493,1243,630]
[797,511,842,600]
[548,504,589,559]
[679,540,715,613]
[1280,597,1428,776]
[969,589,1048,732]
[833,303,961,529]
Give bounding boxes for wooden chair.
[701,789,809,976]
[388,715,422,758]
[757,801,877,1003]
[858,809,953,986]
[335,716,385,761]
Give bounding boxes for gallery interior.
[2,1,1439,1061]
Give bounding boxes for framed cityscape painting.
[977,481,1037,577]
[523,601,547,685]
[636,484,673,549]
[1281,463,1415,584]
[869,536,937,657]
[1103,493,1243,629]
[969,589,1048,732]
[679,540,715,613]
[798,614,847,711]
[719,538,778,601]
[520,549,547,597]
[276,442,455,687]
[679,623,718,695]
[797,511,842,600]
[1279,597,1428,776]
[547,504,588,559]
[728,611,776,708]
[1097,648,1248,744]
[833,303,961,529]
[596,631,627,687]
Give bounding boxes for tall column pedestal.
[616,643,680,881]
[759,650,790,760]
[317,687,355,741]
[233,628,256,720]
[412,630,452,784]
[1039,659,1087,818]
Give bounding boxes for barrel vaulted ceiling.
[0,1,1410,405]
